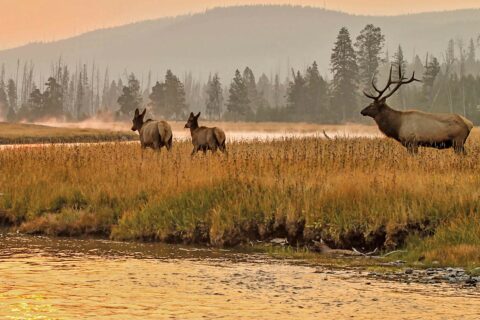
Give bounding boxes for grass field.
[0,123,479,268]
[0,122,136,144]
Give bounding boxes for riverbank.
[1,135,480,269]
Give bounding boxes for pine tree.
[243,67,258,112]
[330,27,358,122]
[42,77,63,118]
[392,45,407,80]
[422,55,441,103]
[355,24,385,89]
[205,73,223,120]
[149,70,187,119]
[227,70,250,119]
[117,73,142,117]
[392,45,408,108]
[27,86,43,120]
[256,73,272,108]
[286,70,307,118]
[273,74,283,108]
[0,79,9,120]
[6,79,18,121]
[305,61,328,121]
[445,39,455,67]
[467,38,476,66]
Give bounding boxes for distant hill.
[0,5,479,80]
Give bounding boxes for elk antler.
[363,65,420,101]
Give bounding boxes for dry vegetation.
[0,122,136,144]
[0,129,479,268]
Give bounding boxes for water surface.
[0,234,478,319]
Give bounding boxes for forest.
[0,24,479,124]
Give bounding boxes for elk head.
[131,108,146,131]
[184,112,201,129]
[361,66,420,118]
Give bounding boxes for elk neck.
[189,121,200,136]
[374,104,403,141]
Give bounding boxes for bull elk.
[131,108,173,151]
[361,66,473,154]
[184,112,226,155]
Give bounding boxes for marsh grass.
[1,133,480,267]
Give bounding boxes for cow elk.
[184,112,226,155]
[131,108,173,151]
[361,66,473,154]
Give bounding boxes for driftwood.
[313,239,406,258]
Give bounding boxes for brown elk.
[361,66,473,154]
[131,108,173,151]
[184,112,226,155]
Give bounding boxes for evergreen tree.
[149,70,187,119]
[423,55,441,103]
[286,70,307,118]
[305,61,329,121]
[117,73,142,117]
[243,67,258,112]
[24,86,43,120]
[392,45,407,80]
[330,27,358,122]
[227,70,250,119]
[256,73,272,108]
[0,79,8,120]
[42,77,63,117]
[273,74,283,108]
[205,73,223,120]
[6,79,17,121]
[355,24,385,89]
[446,39,455,67]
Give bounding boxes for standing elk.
[361,66,473,154]
[131,108,173,151]
[184,112,226,155]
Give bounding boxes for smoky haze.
[0,5,479,80]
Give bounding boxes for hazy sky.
[1,0,480,50]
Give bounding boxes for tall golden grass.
[0,132,479,267]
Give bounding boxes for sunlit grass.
[1,131,480,267]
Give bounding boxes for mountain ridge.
[0,5,478,80]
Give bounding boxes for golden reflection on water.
[0,234,478,319]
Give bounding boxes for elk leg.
[191,146,199,156]
[405,142,418,155]
[453,141,466,155]
[166,136,173,151]
[219,143,227,154]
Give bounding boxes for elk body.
[361,66,473,154]
[131,108,173,151]
[184,112,226,155]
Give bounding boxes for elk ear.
[190,112,194,117]
[141,108,147,117]
[134,108,139,117]
[196,112,201,118]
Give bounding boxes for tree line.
[0,26,479,124]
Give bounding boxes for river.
[0,233,478,319]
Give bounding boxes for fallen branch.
[352,247,379,257]
[382,250,407,257]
